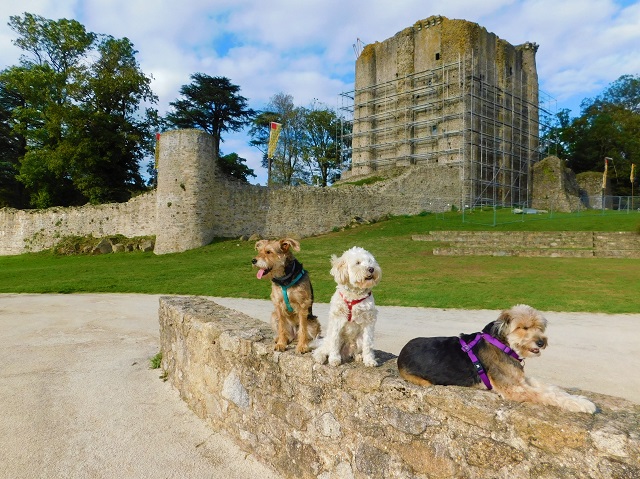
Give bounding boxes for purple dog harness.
[459,333,522,390]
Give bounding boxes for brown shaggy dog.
[397,304,597,413]
[252,238,320,353]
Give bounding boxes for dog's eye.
[356,261,361,265]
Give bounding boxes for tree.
[218,152,256,182]
[0,79,27,207]
[301,103,342,186]
[248,97,350,186]
[0,13,158,207]
[165,74,255,166]
[541,75,640,196]
[258,92,308,186]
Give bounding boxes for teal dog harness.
[271,259,307,313]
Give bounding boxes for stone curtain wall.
[159,296,640,479]
[0,192,156,255]
[154,129,462,254]
[0,129,461,256]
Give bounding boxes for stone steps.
[413,231,640,258]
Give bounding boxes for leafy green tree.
[165,74,255,171]
[248,98,350,186]
[301,104,342,186]
[218,152,255,182]
[0,79,27,207]
[541,75,640,196]
[539,108,573,160]
[0,13,158,208]
[259,92,308,186]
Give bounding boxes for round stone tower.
[154,129,217,254]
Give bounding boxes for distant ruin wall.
[0,129,461,256]
[153,129,463,254]
[159,296,640,479]
[0,192,156,256]
[531,156,611,212]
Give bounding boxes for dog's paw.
[567,395,597,414]
[312,349,327,364]
[274,342,287,352]
[328,354,342,367]
[296,343,310,354]
[363,355,378,367]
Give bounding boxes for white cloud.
[1,0,639,183]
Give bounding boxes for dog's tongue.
[257,269,266,279]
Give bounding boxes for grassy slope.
[1,210,639,313]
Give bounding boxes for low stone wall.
[0,192,156,255]
[414,231,640,258]
[159,296,640,479]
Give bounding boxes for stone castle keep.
[342,15,540,208]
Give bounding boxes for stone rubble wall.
[153,129,462,253]
[159,296,640,479]
[0,192,156,255]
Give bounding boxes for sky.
[1,1,639,185]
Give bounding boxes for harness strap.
[481,333,522,361]
[280,270,306,312]
[339,292,371,321]
[459,334,493,390]
[459,333,523,390]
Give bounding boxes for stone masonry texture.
[160,296,640,479]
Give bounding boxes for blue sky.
[1,0,639,185]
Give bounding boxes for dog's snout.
[251,258,257,264]
[368,267,374,273]
[536,339,545,347]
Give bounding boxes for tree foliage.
[165,73,255,182]
[218,152,256,182]
[301,103,343,186]
[541,74,640,195]
[249,94,345,186]
[0,13,159,208]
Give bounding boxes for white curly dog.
[313,246,382,367]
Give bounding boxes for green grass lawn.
[1,209,639,313]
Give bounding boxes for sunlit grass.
[2,210,639,313]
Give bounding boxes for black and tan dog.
[397,304,597,413]
[252,238,320,353]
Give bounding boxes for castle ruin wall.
[153,129,461,254]
[0,192,156,255]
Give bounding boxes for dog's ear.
[255,240,268,251]
[330,254,349,284]
[280,238,300,253]
[492,309,514,339]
